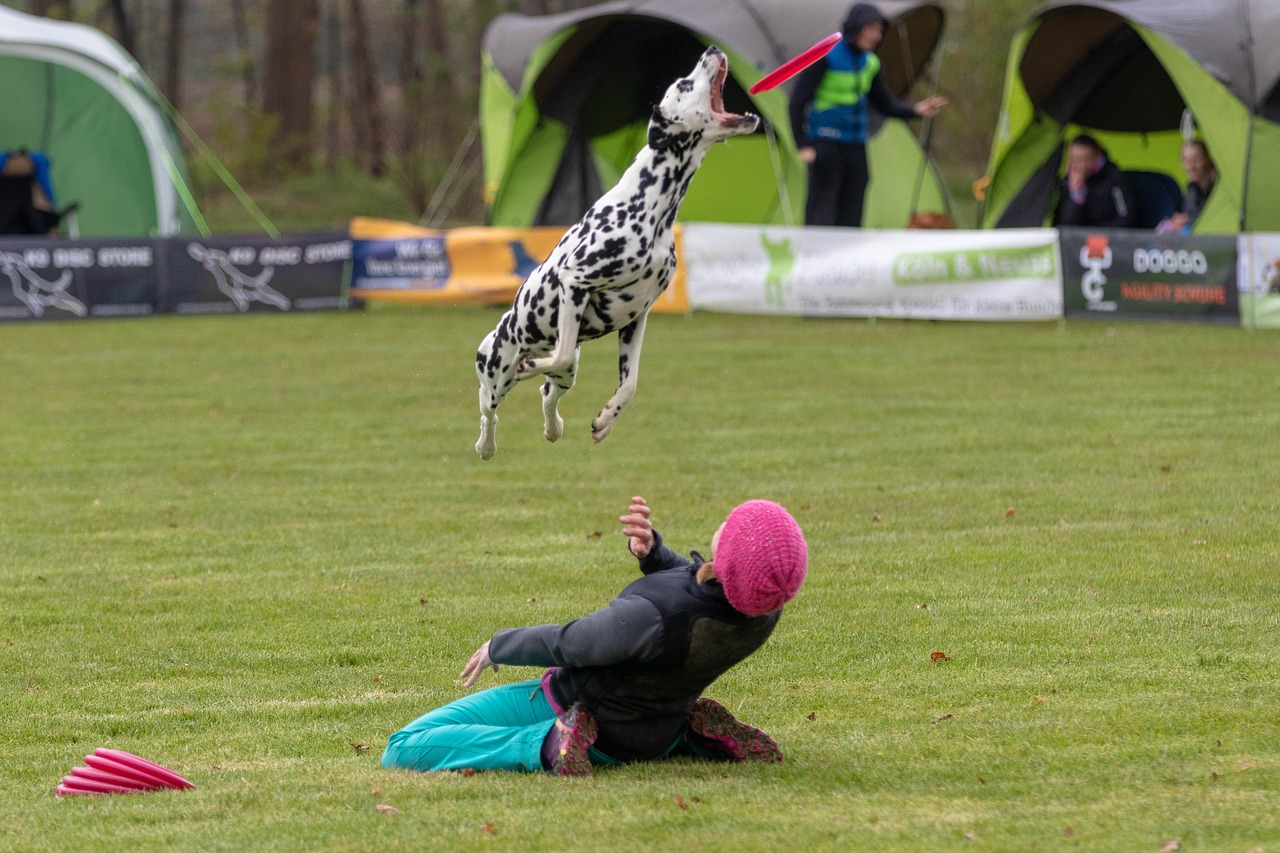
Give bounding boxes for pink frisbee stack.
[57,748,195,796]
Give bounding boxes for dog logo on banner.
[0,250,88,318]
[760,234,796,308]
[1080,234,1116,312]
[187,243,290,312]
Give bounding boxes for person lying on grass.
[381,496,808,777]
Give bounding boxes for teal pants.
[382,678,623,773]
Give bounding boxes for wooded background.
[18,0,1045,227]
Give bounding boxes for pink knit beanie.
[713,500,808,616]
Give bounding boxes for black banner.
[1059,228,1238,322]
[0,237,160,320]
[165,233,351,314]
[0,233,350,321]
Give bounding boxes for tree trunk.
[399,0,424,158]
[163,0,185,111]
[229,0,257,108]
[107,0,134,55]
[324,0,343,172]
[345,0,386,177]
[421,0,454,147]
[262,0,320,170]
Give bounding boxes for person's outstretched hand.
[459,640,497,687]
[913,95,949,118]
[619,496,654,558]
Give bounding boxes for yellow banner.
[348,217,688,313]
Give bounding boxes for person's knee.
[380,731,407,769]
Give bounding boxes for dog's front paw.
[515,356,541,381]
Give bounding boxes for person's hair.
[1184,139,1215,167]
[696,562,717,584]
[1070,133,1104,154]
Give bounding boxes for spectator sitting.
[1053,134,1137,228]
[1156,140,1218,234]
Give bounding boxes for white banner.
[683,224,1063,321]
[1236,233,1280,329]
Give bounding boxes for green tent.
[0,4,200,237]
[982,0,1280,234]
[481,0,950,229]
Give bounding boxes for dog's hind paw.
[476,435,496,460]
[590,413,617,444]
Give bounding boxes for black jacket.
[1054,159,1138,228]
[487,530,780,761]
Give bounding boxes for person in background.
[381,496,809,777]
[1157,140,1218,234]
[1053,133,1138,228]
[788,3,948,228]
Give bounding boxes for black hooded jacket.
[1054,158,1138,228]
[487,530,780,761]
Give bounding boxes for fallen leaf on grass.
[1005,507,1016,518]
[373,675,384,683]
[976,775,985,784]
[917,603,930,610]
[371,788,381,797]
[461,768,477,778]
[587,531,603,540]
[964,831,977,841]
[1062,826,1076,838]
[930,651,950,662]
[25,682,38,693]
[480,822,495,833]
[872,513,883,523]
[418,598,429,606]
[1160,464,1172,473]
[1160,840,1181,852]
[807,712,817,721]
[352,743,371,753]
[674,794,689,811]
[933,714,954,723]
[376,804,400,815]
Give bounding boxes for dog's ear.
[648,106,688,151]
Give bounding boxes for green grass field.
[3,308,1278,851]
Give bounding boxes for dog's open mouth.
[710,55,755,128]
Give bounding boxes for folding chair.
[0,150,79,237]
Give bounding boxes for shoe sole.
[690,698,783,763]
[555,707,598,777]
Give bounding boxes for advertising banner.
[165,232,350,314]
[0,237,161,321]
[349,217,562,306]
[347,218,690,313]
[1235,233,1280,330]
[1059,228,1238,323]
[682,224,1062,320]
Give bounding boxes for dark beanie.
[843,3,888,40]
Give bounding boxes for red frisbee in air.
[749,32,842,95]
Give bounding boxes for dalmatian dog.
[474,46,758,459]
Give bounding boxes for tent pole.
[763,121,796,227]
[905,27,944,223]
[1238,0,1257,233]
[421,118,480,228]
